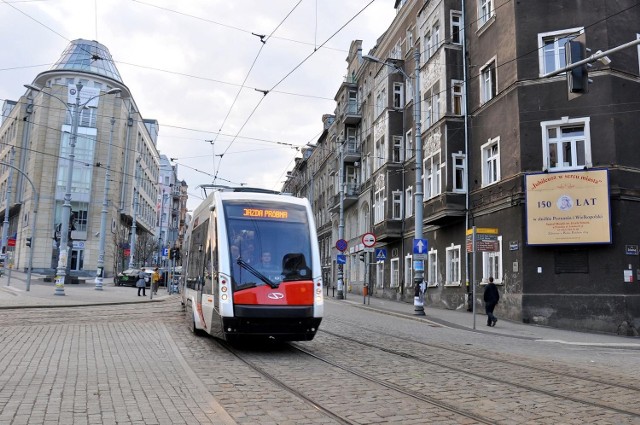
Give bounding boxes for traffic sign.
[413,238,428,255]
[336,254,346,264]
[362,232,376,247]
[163,247,169,257]
[375,248,387,261]
[336,239,348,252]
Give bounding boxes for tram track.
[315,327,640,421]
[326,318,640,392]
[218,339,498,425]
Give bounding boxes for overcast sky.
[0,0,395,211]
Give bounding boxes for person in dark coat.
[483,277,500,326]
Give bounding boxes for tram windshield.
[223,200,313,290]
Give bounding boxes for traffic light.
[565,35,592,99]
[26,237,32,248]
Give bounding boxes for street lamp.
[94,117,116,290]
[25,83,121,295]
[363,50,424,315]
[336,140,345,299]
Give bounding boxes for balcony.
[373,220,403,242]
[341,101,361,125]
[423,192,467,226]
[342,139,360,162]
[329,182,360,212]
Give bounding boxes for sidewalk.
[331,291,640,349]
[2,271,638,349]
[0,270,172,308]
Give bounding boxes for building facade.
[0,39,187,277]
[284,0,640,335]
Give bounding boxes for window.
[374,185,385,224]
[390,258,400,288]
[405,254,413,287]
[392,191,402,220]
[393,83,404,109]
[452,80,464,115]
[375,136,385,169]
[481,138,500,186]
[482,236,502,283]
[541,117,591,171]
[424,32,432,58]
[392,136,403,163]
[405,129,413,159]
[451,11,462,44]
[375,88,386,117]
[445,244,461,286]
[637,33,640,74]
[424,153,441,199]
[376,261,384,288]
[478,0,494,26]
[406,28,414,49]
[480,59,497,104]
[452,153,466,192]
[405,186,413,217]
[432,23,440,52]
[538,28,583,75]
[427,249,438,287]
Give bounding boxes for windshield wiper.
[236,258,279,289]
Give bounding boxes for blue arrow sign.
[336,254,346,264]
[413,238,428,254]
[375,248,387,260]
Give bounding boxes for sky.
[0,0,396,211]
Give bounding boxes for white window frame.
[432,23,440,53]
[376,261,384,288]
[392,191,402,220]
[445,244,461,286]
[392,135,403,163]
[374,186,385,224]
[452,80,464,116]
[405,186,413,218]
[405,129,413,160]
[424,153,441,199]
[406,27,414,50]
[427,249,438,287]
[390,258,400,288]
[481,137,500,187]
[393,82,404,109]
[451,11,462,45]
[480,58,497,104]
[537,27,583,76]
[404,254,413,287]
[478,0,494,27]
[452,152,466,193]
[540,116,592,171]
[482,236,503,284]
[637,33,640,74]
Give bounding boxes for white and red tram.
[181,187,323,342]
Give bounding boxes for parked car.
[115,268,150,287]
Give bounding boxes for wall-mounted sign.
[625,245,639,256]
[509,241,519,251]
[525,169,611,245]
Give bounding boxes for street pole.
[336,141,345,300]
[54,83,83,295]
[95,117,116,290]
[362,51,425,313]
[411,49,426,316]
[1,147,15,282]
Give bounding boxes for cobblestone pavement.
[1,275,639,424]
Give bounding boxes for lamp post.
[128,160,140,270]
[25,83,121,295]
[336,140,345,300]
[95,117,116,290]
[363,49,424,315]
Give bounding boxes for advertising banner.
[525,169,611,245]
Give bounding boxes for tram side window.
[187,219,209,290]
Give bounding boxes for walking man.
[483,277,500,326]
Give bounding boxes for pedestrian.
[152,267,160,294]
[136,270,146,296]
[483,276,500,326]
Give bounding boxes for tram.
[181,186,323,342]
